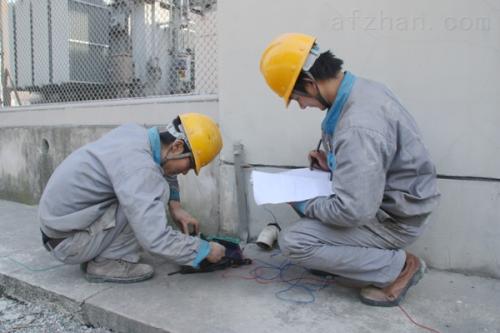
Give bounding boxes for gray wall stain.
[0,126,112,204]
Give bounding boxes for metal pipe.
[5,69,21,106]
[151,0,156,58]
[0,1,6,106]
[47,0,53,84]
[68,39,109,48]
[30,1,34,87]
[0,93,217,113]
[70,0,110,10]
[233,143,249,243]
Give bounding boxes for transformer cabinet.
[1,0,216,106]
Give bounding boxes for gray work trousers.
[278,214,428,287]
[51,204,141,265]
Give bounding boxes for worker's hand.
[206,242,226,263]
[308,150,329,171]
[169,201,200,235]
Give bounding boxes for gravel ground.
[0,295,112,333]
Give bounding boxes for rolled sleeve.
[191,240,211,268]
[166,175,181,202]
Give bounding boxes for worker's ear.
[170,139,185,155]
[302,78,316,92]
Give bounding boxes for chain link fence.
[0,0,217,107]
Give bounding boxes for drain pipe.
[233,143,249,243]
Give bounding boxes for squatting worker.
[39,113,226,283]
[260,33,440,306]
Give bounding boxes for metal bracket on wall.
[2,69,21,106]
[233,143,249,243]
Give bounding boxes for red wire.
[398,305,442,333]
[222,264,441,333]
[221,265,336,286]
[221,264,441,333]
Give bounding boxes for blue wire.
[251,254,333,305]
[0,256,65,272]
[276,268,316,304]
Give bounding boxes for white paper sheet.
[251,168,334,205]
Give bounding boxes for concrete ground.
[0,200,499,333]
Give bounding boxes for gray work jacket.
[305,77,441,233]
[38,123,205,266]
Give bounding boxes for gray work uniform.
[279,77,441,287]
[39,124,206,266]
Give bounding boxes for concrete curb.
[0,271,168,333]
[0,271,82,319]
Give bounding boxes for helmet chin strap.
[161,152,192,166]
[305,71,332,110]
[314,88,332,110]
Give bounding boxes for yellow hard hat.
[179,113,223,175]
[260,33,316,107]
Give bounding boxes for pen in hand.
[309,139,323,170]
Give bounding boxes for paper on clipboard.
[251,168,334,205]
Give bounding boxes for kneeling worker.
[39,113,225,283]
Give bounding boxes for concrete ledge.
[83,302,167,333]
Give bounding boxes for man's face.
[291,94,325,110]
[163,140,194,176]
[164,157,192,176]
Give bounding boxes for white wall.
[218,0,500,178]
[217,0,500,277]
[409,179,500,278]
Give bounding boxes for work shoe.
[359,252,426,307]
[84,259,154,283]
